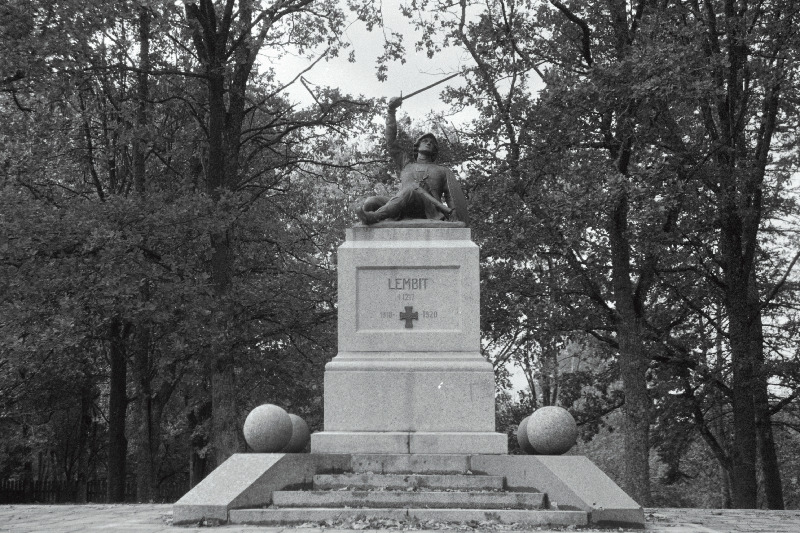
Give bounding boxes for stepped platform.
[173,453,644,528]
[3,504,800,532]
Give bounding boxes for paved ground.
[1,505,800,533]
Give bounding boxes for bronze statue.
[356,97,469,225]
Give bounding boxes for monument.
[312,96,502,455]
[173,94,644,529]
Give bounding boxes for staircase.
[227,454,589,527]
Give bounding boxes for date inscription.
[381,310,437,319]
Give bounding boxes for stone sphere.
[526,406,578,455]
[243,404,293,453]
[516,415,537,454]
[280,414,310,453]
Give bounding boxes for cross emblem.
[399,306,418,329]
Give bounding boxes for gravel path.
[1,505,799,533]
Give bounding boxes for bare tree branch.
[549,0,594,66]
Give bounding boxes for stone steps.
[229,507,589,526]
[272,490,546,509]
[313,472,505,491]
[349,453,473,474]
[228,462,590,528]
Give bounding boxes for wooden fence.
[0,478,187,504]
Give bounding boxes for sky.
[262,0,476,123]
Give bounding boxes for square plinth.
[313,224,507,455]
[337,225,480,353]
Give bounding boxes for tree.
[181,0,379,467]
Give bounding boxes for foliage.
[0,0,385,500]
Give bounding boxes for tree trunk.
[713,322,733,509]
[22,427,33,502]
[720,463,733,508]
[539,359,551,408]
[133,5,149,195]
[133,376,170,503]
[106,318,128,502]
[750,276,784,509]
[616,323,651,505]
[603,9,652,501]
[131,6,157,502]
[718,179,759,507]
[206,42,242,469]
[187,399,211,488]
[189,450,208,489]
[754,376,783,509]
[75,376,94,503]
[608,188,652,506]
[207,114,242,467]
[614,317,651,506]
[131,323,178,502]
[132,321,156,502]
[712,0,772,508]
[522,356,538,409]
[727,314,758,508]
[134,405,155,502]
[725,275,758,508]
[211,356,240,468]
[539,341,559,407]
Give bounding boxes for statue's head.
[413,133,439,162]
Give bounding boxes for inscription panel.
[356,266,460,332]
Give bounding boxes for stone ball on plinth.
[516,415,537,454]
[526,406,577,455]
[281,414,310,453]
[243,404,293,453]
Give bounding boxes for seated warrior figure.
[356,97,460,224]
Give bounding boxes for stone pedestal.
[310,222,507,455]
[174,222,643,528]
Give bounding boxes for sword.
[396,72,462,103]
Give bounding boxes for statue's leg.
[358,188,418,224]
[355,196,389,224]
[377,187,428,219]
[363,196,389,212]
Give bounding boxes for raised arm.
[386,97,410,171]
